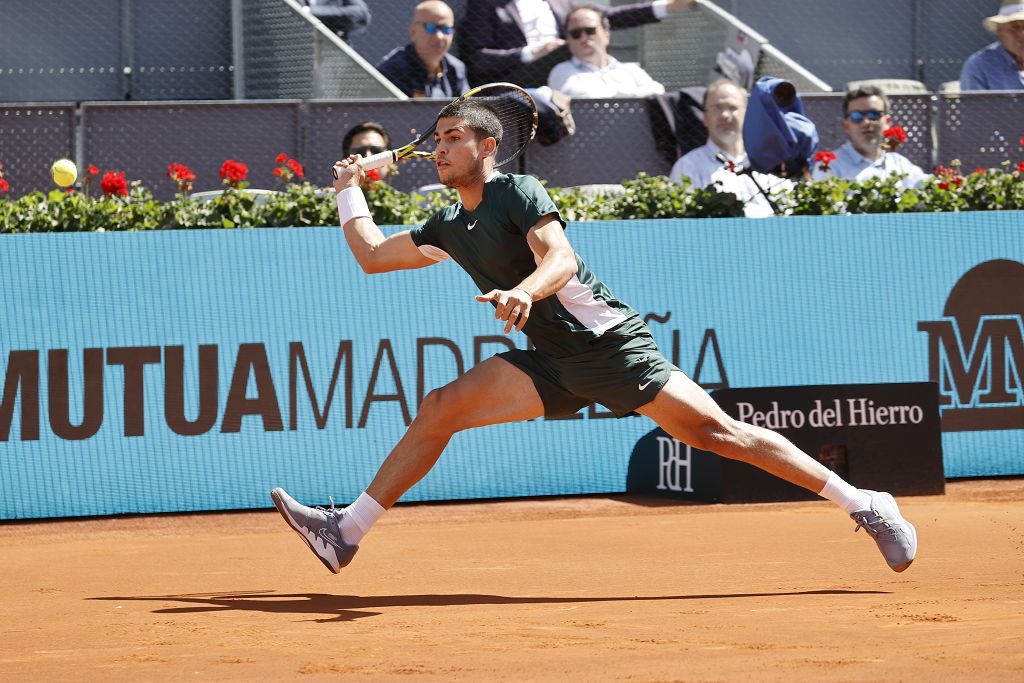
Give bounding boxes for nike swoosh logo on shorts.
[638,378,655,390]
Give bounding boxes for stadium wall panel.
[1,212,1022,519]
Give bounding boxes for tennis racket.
[333,82,538,178]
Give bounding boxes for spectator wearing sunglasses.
[342,121,395,180]
[811,85,926,189]
[458,0,695,89]
[547,6,665,98]
[376,1,469,99]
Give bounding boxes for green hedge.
[2,166,1023,232]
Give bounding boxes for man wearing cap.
[960,0,1024,91]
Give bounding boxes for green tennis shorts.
[497,316,679,418]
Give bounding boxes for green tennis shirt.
[409,173,639,358]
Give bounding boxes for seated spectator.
[670,79,789,218]
[342,121,394,180]
[960,0,1024,91]
[298,0,370,41]
[376,1,469,99]
[459,0,694,88]
[811,85,926,189]
[547,6,665,98]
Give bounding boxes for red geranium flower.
[100,170,128,197]
[1018,161,1024,173]
[167,162,196,194]
[87,164,99,176]
[973,168,986,175]
[883,126,907,143]
[934,165,963,190]
[882,125,907,152]
[814,150,837,171]
[219,159,248,187]
[1019,137,1024,146]
[271,155,305,186]
[362,167,383,190]
[0,178,9,194]
[167,162,196,183]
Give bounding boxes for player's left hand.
[475,288,533,333]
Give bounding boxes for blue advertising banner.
[2,211,1022,519]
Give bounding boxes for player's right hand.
[475,288,533,334]
[332,155,366,192]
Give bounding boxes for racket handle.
[332,150,398,179]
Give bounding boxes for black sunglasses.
[350,145,386,157]
[422,22,455,36]
[846,109,885,124]
[567,26,599,39]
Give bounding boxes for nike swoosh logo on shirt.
[638,378,655,391]
[467,220,477,230]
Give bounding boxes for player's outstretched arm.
[332,158,437,274]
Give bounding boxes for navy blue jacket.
[376,44,469,99]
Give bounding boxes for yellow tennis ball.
[51,158,78,187]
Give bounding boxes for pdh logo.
[918,259,1024,432]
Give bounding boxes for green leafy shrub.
[1,167,1022,233]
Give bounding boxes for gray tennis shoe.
[270,487,358,574]
[851,490,917,572]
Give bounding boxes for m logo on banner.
[918,259,1024,432]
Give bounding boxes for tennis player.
[271,99,917,574]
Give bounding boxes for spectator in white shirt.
[669,79,788,217]
[811,85,927,189]
[547,6,665,98]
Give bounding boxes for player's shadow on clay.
[89,589,889,624]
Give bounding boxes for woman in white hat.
[960,0,1024,90]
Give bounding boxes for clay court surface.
[2,479,1023,682]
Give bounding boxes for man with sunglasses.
[459,0,695,88]
[547,5,665,98]
[811,85,926,189]
[342,121,395,180]
[376,1,469,99]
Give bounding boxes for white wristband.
[336,186,371,226]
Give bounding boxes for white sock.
[818,471,872,514]
[339,492,386,546]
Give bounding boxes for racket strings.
[468,86,537,167]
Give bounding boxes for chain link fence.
[1,0,1020,202]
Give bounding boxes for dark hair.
[564,5,610,31]
[436,100,503,145]
[342,121,392,155]
[843,85,890,115]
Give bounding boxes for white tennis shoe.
[851,490,917,572]
[270,487,358,574]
